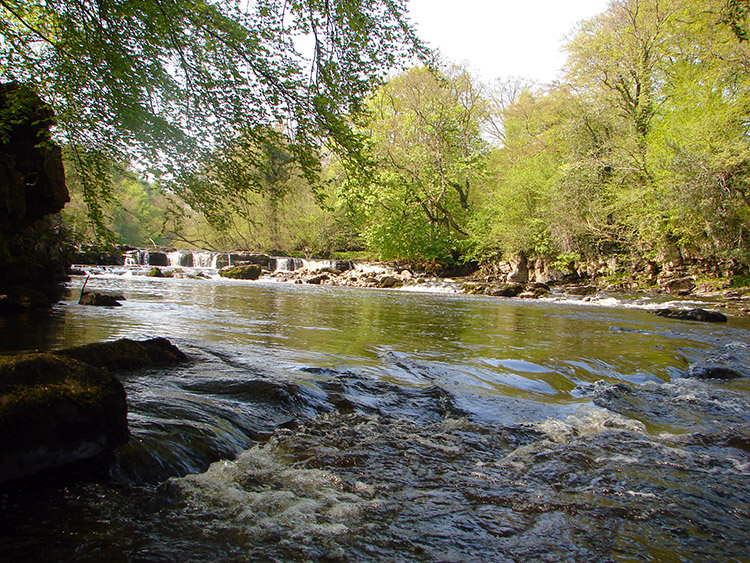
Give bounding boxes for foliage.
[0,0,423,233]
[339,66,489,261]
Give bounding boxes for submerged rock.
[654,308,727,323]
[688,343,750,380]
[0,353,128,483]
[79,291,125,307]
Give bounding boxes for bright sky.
[407,0,610,84]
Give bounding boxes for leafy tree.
[0,0,422,233]
[340,66,489,261]
[62,166,174,246]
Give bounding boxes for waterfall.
[274,257,305,272]
[121,249,348,273]
[191,252,215,269]
[167,250,194,268]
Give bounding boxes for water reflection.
[3,275,747,402]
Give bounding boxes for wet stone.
[688,342,750,379]
[654,308,727,323]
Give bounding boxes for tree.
[340,66,489,261]
[0,0,422,232]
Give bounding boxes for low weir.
[122,249,353,273]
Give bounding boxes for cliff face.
[0,83,70,312]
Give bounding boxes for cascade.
[168,250,194,268]
[274,257,305,272]
[192,252,216,269]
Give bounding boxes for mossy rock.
[488,283,525,297]
[56,337,188,371]
[147,267,165,277]
[0,337,187,483]
[0,353,128,483]
[218,264,262,280]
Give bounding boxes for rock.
[378,276,403,289]
[654,308,727,323]
[688,343,750,379]
[79,291,124,307]
[0,84,70,309]
[71,245,131,266]
[0,353,128,483]
[461,281,489,295]
[488,283,525,297]
[147,267,165,277]
[565,285,599,296]
[0,84,69,234]
[661,277,696,295]
[218,264,262,280]
[507,254,529,283]
[56,337,188,371]
[306,274,329,285]
[529,282,551,292]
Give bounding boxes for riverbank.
[68,251,750,320]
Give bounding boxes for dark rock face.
[655,308,728,323]
[145,251,169,266]
[0,84,69,233]
[0,353,128,484]
[0,84,70,312]
[218,264,262,280]
[688,343,750,379]
[71,245,131,266]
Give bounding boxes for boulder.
[488,283,525,297]
[56,337,188,371]
[661,277,696,295]
[306,274,329,285]
[654,308,727,323]
[147,267,165,278]
[0,337,188,483]
[218,264,262,280]
[378,276,403,288]
[565,284,599,296]
[79,291,125,307]
[688,343,750,379]
[0,353,128,483]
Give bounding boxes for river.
[1,273,749,561]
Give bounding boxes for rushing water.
[2,273,750,562]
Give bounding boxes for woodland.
[3,0,750,280]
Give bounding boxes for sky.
[407,0,611,84]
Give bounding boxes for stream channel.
[1,272,750,562]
